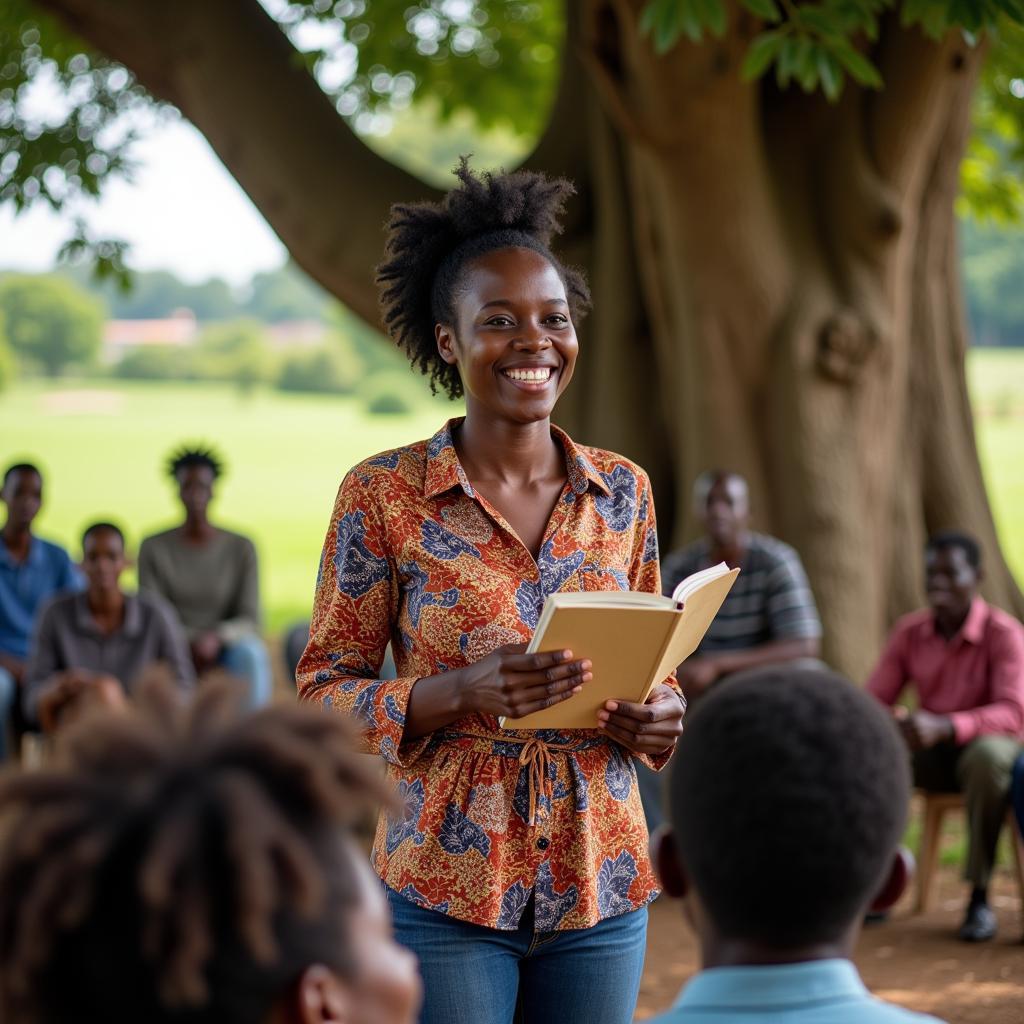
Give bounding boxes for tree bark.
[577,2,1023,677]
[38,0,1023,679]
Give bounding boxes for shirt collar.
[674,960,867,1011]
[0,534,44,570]
[73,591,142,637]
[423,418,611,500]
[551,423,611,497]
[927,595,988,645]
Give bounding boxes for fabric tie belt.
[438,730,599,827]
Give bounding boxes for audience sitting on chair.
[661,470,822,705]
[0,678,422,1024]
[0,462,83,760]
[23,522,194,734]
[139,444,272,708]
[639,469,823,831]
[867,530,1024,943]
[649,666,943,1024]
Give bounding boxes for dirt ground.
[635,865,1024,1022]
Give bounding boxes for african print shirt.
[298,418,679,932]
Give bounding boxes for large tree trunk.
[580,1,1024,677]
[38,0,1023,678]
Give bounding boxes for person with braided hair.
[0,677,422,1024]
[298,160,686,1024]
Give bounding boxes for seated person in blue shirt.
[649,666,945,1024]
[661,471,822,704]
[0,463,82,760]
[24,522,195,734]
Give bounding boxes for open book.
[500,563,740,730]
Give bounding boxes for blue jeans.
[1012,753,1024,844]
[0,666,15,762]
[219,635,272,709]
[386,886,647,1024]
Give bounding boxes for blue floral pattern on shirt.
[334,510,390,598]
[596,851,639,916]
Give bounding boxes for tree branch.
[866,19,980,195]
[36,0,439,327]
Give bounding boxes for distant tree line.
[0,267,420,415]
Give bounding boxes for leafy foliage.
[960,18,1024,222]
[0,0,154,276]
[0,272,103,375]
[273,0,562,136]
[4,0,1024,267]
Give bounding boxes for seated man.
[23,522,195,732]
[661,471,822,704]
[139,445,271,708]
[867,530,1024,943]
[0,462,82,759]
[650,667,943,1024]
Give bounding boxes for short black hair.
[81,521,125,549]
[0,679,392,1024]
[376,157,591,399]
[926,530,981,570]
[166,444,224,480]
[668,667,909,948]
[2,462,41,488]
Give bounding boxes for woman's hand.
[597,684,685,756]
[459,644,592,720]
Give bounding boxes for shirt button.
[536,836,550,850]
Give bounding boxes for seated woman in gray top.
[138,445,271,708]
[24,522,194,732]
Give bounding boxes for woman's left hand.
[596,684,686,756]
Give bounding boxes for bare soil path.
[637,866,1024,1022]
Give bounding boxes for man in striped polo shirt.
[662,471,823,705]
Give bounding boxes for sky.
[0,115,288,287]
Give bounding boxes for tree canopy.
[4,0,1024,275]
[0,272,102,375]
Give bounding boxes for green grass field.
[2,349,1022,632]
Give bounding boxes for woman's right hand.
[404,645,592,740]
[458,644,592,720]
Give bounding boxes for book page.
[650,568,741,689]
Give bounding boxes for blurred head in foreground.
[0,678,421,1024]
[653,667,911,963]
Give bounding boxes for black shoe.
[957,901,997,942]
[863,910,890,926]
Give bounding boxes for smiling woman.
[298,161,687,1024]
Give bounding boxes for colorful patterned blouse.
[298,418,679,932]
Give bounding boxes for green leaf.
[799,7,847,39]
[705,0,729,38]
[830,41,883,88]
[795,37,819,91]
[816,48,843,101]
[776,35,800,86]
[740,0,782,22]
[740,30,786,80]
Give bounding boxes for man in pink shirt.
[867,531,1024,943]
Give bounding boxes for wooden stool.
[914,790,1024,913]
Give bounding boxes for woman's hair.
[167,443,225,480]
[376,158,591,399]
[0,678,391,1024]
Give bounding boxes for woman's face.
[176,465,215,520]
[437,246,578,425]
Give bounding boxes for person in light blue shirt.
[649,667,946,1024]
[0,463,83,761]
